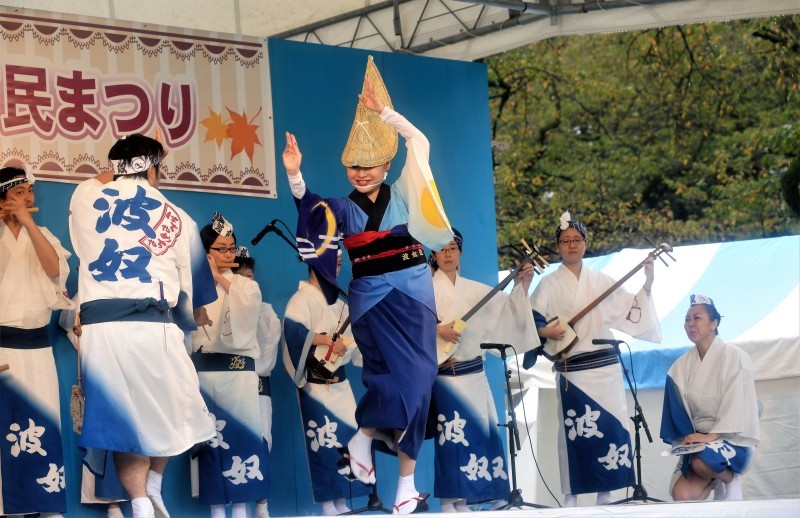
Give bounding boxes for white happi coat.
[191,271,262,358]
[69,177,214,459]
[0,222,72,327]
[433,269,540,362]
[531,264,661,359]
[0,221,72,515]
[530,264,661,494]
[667,336,760,448]
[255,301,281,449]
[282,281,359,389]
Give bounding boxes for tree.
[486,16,800,266]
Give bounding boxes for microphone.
[592,339,624,346]
[480,343,512,351]
[251,219,277,246]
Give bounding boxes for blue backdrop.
[35,38,502,516]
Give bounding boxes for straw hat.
[341,56,398,168]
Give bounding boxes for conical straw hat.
[341,56,398,168]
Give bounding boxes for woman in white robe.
[430,229,539,512]
[528,212,661,507]
[190,214,270,518]
[233,254,282,518]
[282,259,372,516]
[660,295,759,502]
[0,167,72,517]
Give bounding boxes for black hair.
[428,227,463,270]
[698,303,723,335]
[108,134,164,180]
[233,256,256,273]
[0,166,27,200]
[200,224,237,252]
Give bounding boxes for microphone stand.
[611,342,662,504]
[483,343,548,510]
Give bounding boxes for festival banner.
[0,8,275,197]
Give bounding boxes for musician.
[190,213,270,518]
[527,212,660,507]
[430,229,539,512]
[0,166,72,517]
[69,134,216,518]
[233,249,282,518]
[282,254,371,515]
[661,295,759,502]
[282,57,453,514]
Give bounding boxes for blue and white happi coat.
[190,272,270,505]
[69,177,215,477]
[59,301,129,505]
[431,269,539,503]
[255,302,281,450]
[661,336,759,487]
[0,220,72,515]
[530,265,661,495]
[283,281,371,502]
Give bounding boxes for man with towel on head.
[69,133,216,518]
[282,56,453,514]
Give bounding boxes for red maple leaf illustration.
[200,108,228,149]
[226,108,262,162]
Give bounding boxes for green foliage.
[486,16,800,266]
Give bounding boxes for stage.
[323,499,800,517]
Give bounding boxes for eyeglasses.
[439,246,460,255]
[558,238,585,246]
[210,246,238,254]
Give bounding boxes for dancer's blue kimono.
[289,106,452,460]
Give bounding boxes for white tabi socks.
[210,504,226,518]
[563,493,577,507]
[393,474,422,515]
[231,503,247,518]
[255,501,270,517]
[347,430,376,484]
[146,470,169,518]
[596,491,613,505]
[712,478,728,500]
[724,474,743,501]
[440,498,458,513]
[321,500,339,515]
[334,498,351,514]
[132,497,156,518]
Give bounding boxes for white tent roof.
[3,0,798,61]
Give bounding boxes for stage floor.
[308,498,800,517]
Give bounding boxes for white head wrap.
[110,154,160,176]
[211,211,234,237]
[0,168,36,193]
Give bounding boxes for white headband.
[211,211,234,237]
[0,169,36,193]
[689,294,715,306]
[111,154,159,176]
